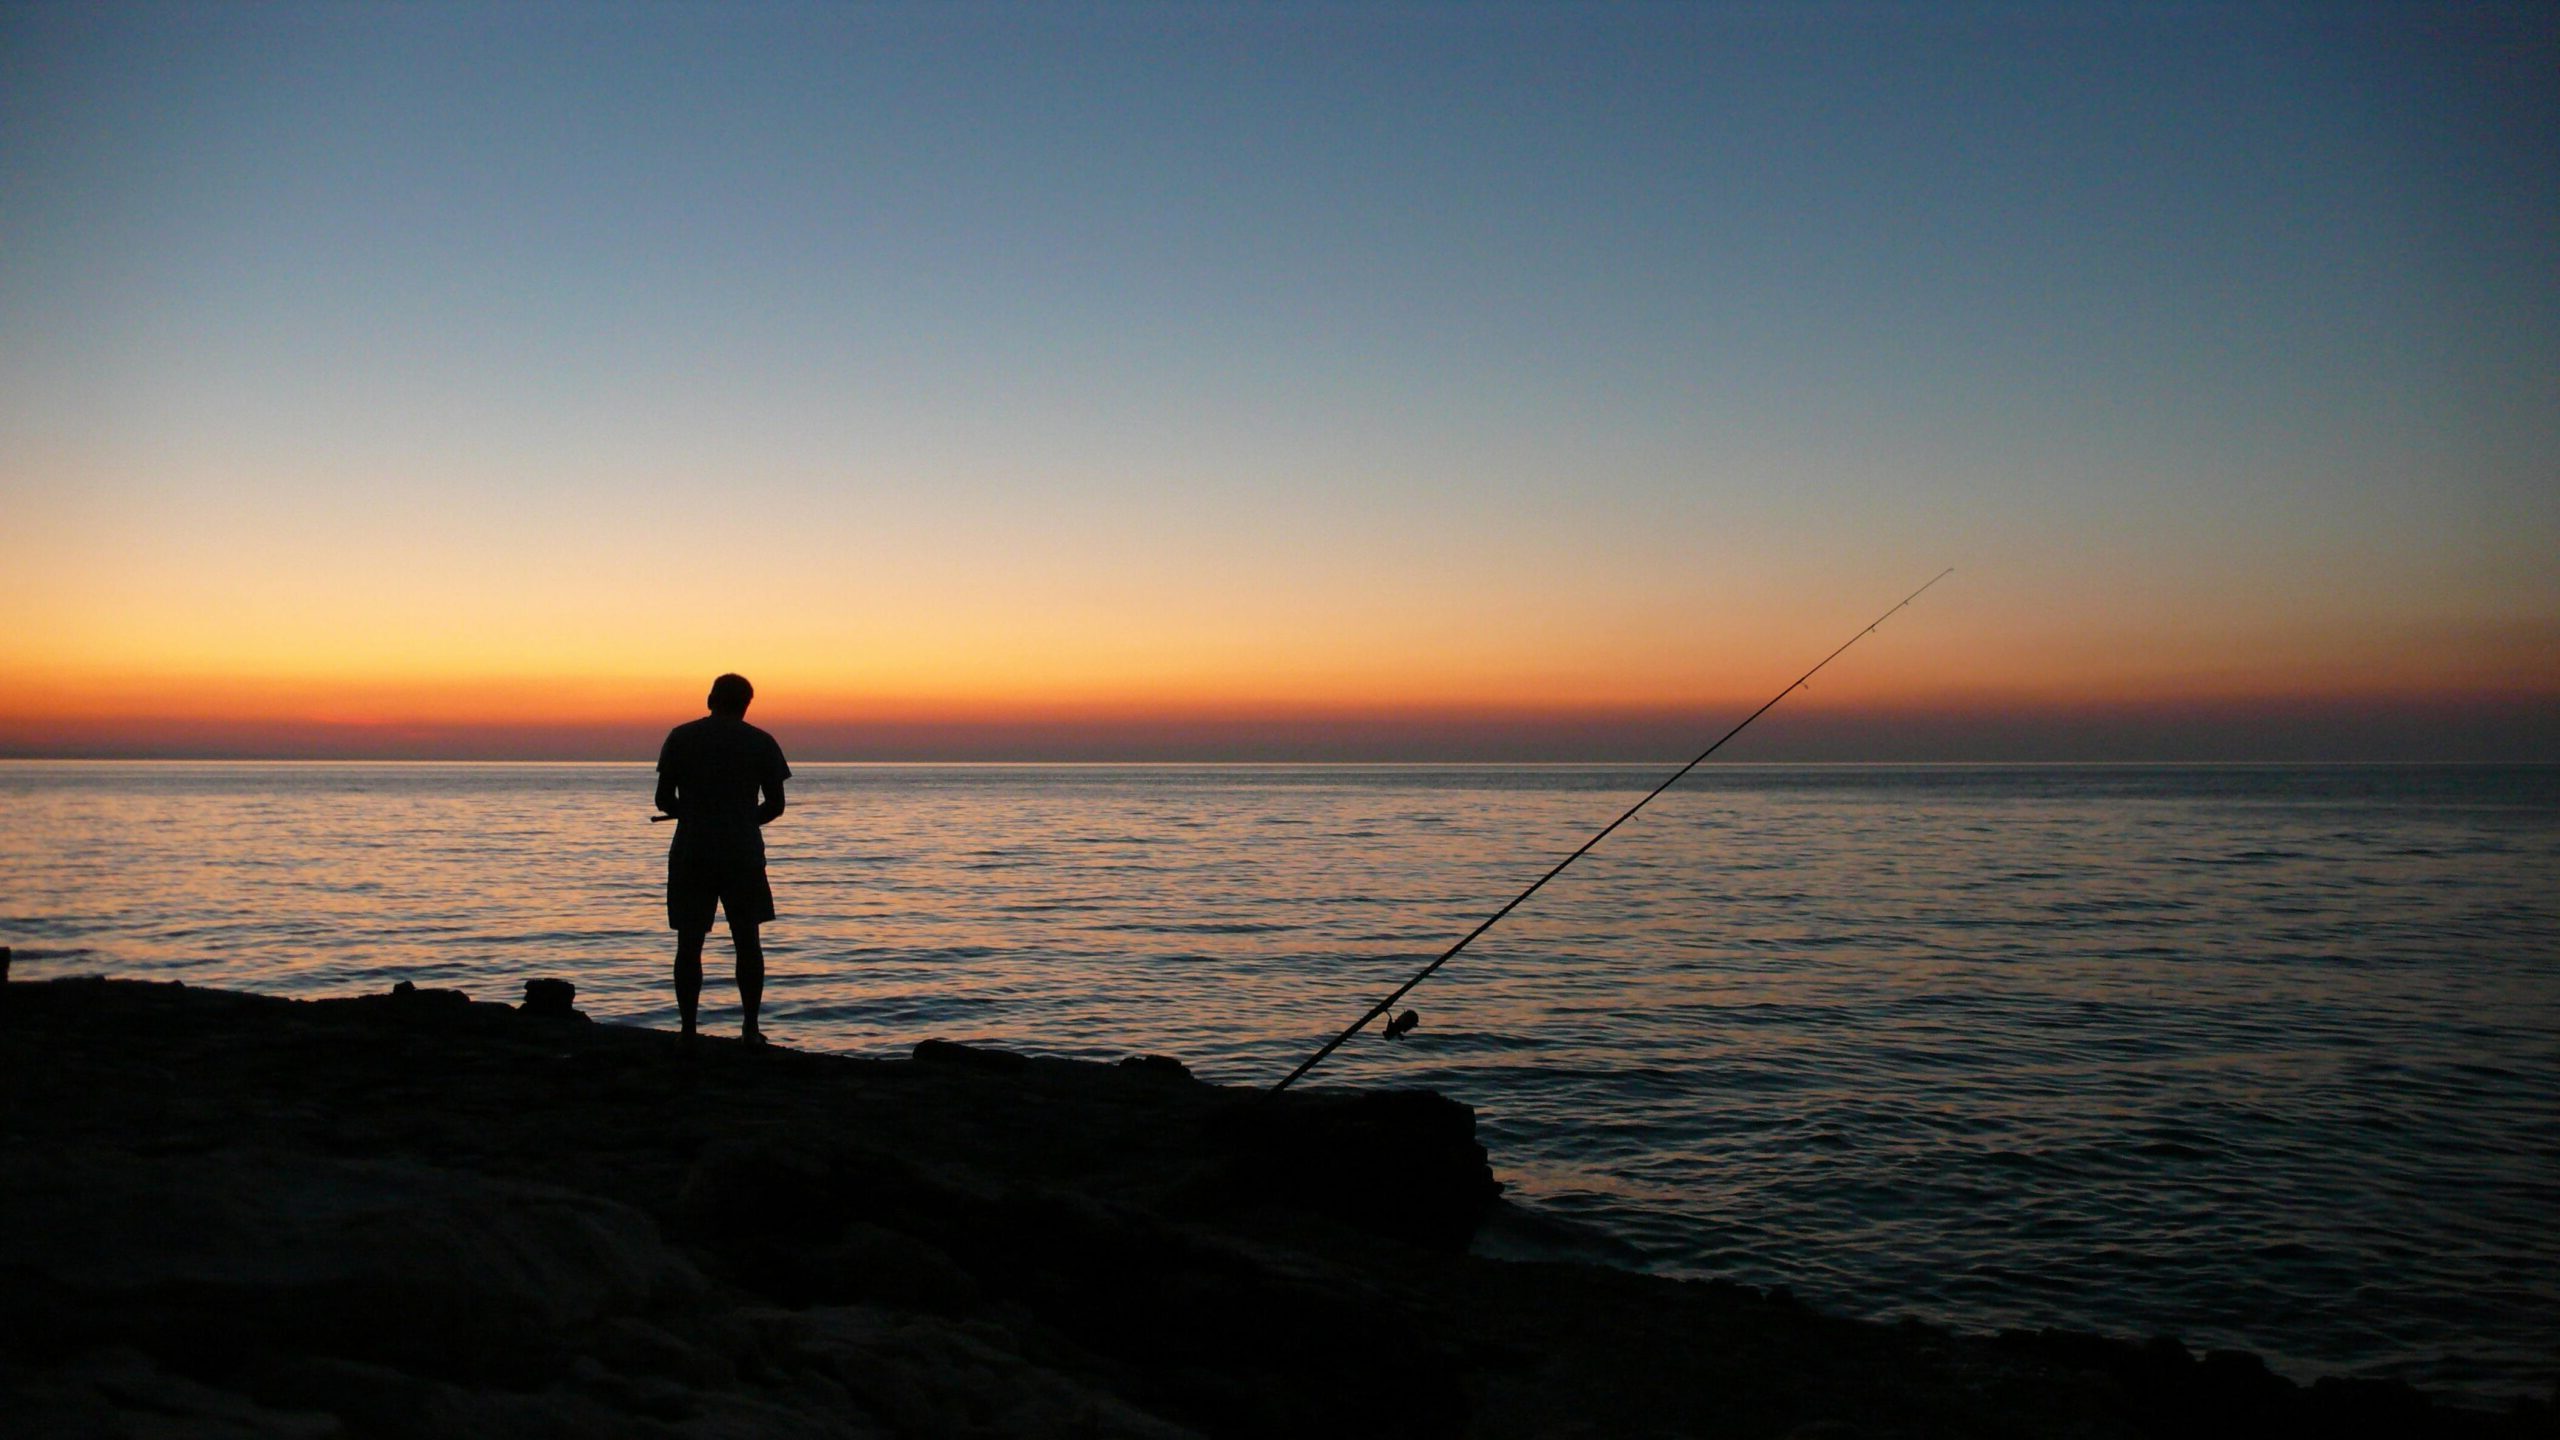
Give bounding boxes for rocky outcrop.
[0,1149,688,1380]
[1192,1087,1504,1250]
[2,978,2546,1439]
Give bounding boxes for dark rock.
[2198,1345,2293,1406]
[675,1139,852,1248]
[954,1188,1473,1439]
[587,1316,738,1390]
[805,1222,983,1314]
[2306,1374,2440,1436]
[1197,1089,1502,1250]
[4,1347,343,1439]
[912,1038,1030,1072]
[0,1150,700,1386]
[243,1355,443,1440]
[785,1306,1199,1439]
[382,980,471,1009]
[2140,1333,2196,1369]
[672,1136,1007,1312]
[518,978,579,1019]
[1119,1054,1192,1080]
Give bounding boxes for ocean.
[3,760,2554,1402]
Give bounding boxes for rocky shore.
[2,976,2545,1438]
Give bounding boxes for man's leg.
[673,927,708,1036]
[734,922,765,1041]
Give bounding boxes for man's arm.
[655,729,683,819]
[756,780,786,826]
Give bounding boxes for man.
[657,673,790,1044]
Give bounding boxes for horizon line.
[4,691,2552,764]
[5,754,2557,768]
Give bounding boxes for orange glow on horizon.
[8,608,2549,730]
[6,665,2552,763]
[8,559,2552,760]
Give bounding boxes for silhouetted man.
[657,673,789,1044]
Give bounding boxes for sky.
[3,1,2554,761]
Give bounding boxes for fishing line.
[1269,569,1954,1094]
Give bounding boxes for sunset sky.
[4,2,2553,760]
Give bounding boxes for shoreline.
[3,975,2546,1438]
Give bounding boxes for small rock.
[912,1039,1029,1072]
[1198,1089,1501,1250]
[520,978,579,1019]
[384,980,470,1009]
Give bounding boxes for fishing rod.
[1269,568,1954,1095]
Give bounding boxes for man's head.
[707,673,754,717]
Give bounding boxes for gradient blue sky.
[3,2,2554,758]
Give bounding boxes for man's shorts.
[667,842,776,933]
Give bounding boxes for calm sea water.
[4,761,2555,1401]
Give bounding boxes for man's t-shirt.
[657,715,790,854]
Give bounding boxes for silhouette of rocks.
[519,977,579,1018]
[3,978,2546,1439]
[1196,1088,1504,1250]
[0,1151,694,1385]
[911,1036,1029,1071]
[5,1348,341,1440]
[1119,1053,1192,1080]
[383,978,471,1009]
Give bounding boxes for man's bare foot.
[741,1027,767,1048]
